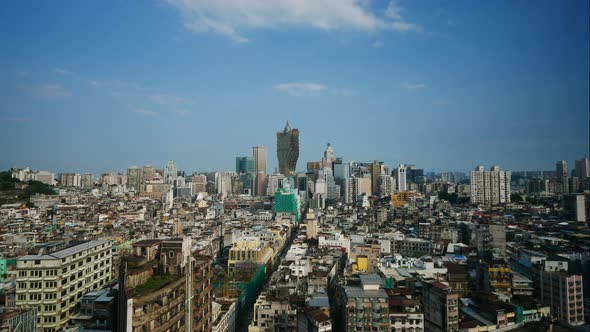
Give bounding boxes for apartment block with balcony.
[423,281,459,332]
[15,240,113,332]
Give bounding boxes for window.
[169,251,174,258]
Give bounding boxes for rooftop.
[20,240,110,261]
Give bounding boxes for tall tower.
[276,121,299,176]
[252,146,267,174]
[321,143,336,169]
[164,160,177,184]
[252,146,267,196]
[556,160,569,194]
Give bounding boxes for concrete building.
[16,240,113,331]
[212,299,236,332]
[0,306,38,332]
[119,238,213,332]
[395,164,407,192]
[249,294,297,332]
[422,281,459,332]
[534,266,584,326]
[564,193,587,222]
[227,237,274,273]
[340,274,389,332]
[164,160,177,184]
[575,158,590,179]
[556,160,569,194]
[276,121,299,176]
[470,165,511,205]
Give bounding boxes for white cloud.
[54,68,79,79]
[386,1,422,32]
[165,0,421,42]
[135,108,157,116]
[372,40,383,48]
[275,82,327,96]
[151,93,190,106]
[400,81,426,89]
[32,84,72,97]
[89,80,110,88]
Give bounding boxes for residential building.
[15,240,113,331]
[340,274,389,332]
[470,165,511,205]
[556,160,569,194]
[422,281,459,332]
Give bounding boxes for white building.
[16,240,113,331]
[396,164,407,191]
[470,165,511,205]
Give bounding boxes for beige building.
[16,240,113,332]
[227,237,274,273]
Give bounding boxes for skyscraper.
[235,156,255,174]
[252,146,267,174]
[164,160,177,184]
[252,146,267,196]
[321,143,336,169]
[276,121,299,176]
[556,160,569,194]
[575,158,590,179]
[395,164,407,191]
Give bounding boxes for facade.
[556,160,569,194]
[236,156,255,174]
[341,275,389,332]
[227,237,274,273]
[422,281,459,332]
[470,166,511,205]
[15,240,113,331]
[164,160,177,184]
[0,306,38,332]
[212,299,236,332]
[276,121,299,176]
[274,181,301,223]
[535,268,584,326]
[119,238,214,332]
[252,146,267,175]
[575,158,590,179]
[395,164,407,192]
[127,166,142,191]
[248,294,297,332]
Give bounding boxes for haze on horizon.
[1,0,588,175]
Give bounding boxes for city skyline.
[1,0,589,174]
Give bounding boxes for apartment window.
[169,251,174,258]
[35,260,40,265]
[18,271,26,277]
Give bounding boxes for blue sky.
[1,0,588,175]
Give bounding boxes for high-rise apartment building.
[470,166,511,205]
[422,281,459,332]
[127,166,142,191]
[556,160,569,194]
[340,274,389,332]
[395,164,407,191]
[190,174,207,193]
[532,260,585,326]
[16,240,113,331]
[575,158,590,178]
[276,121,299,176]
